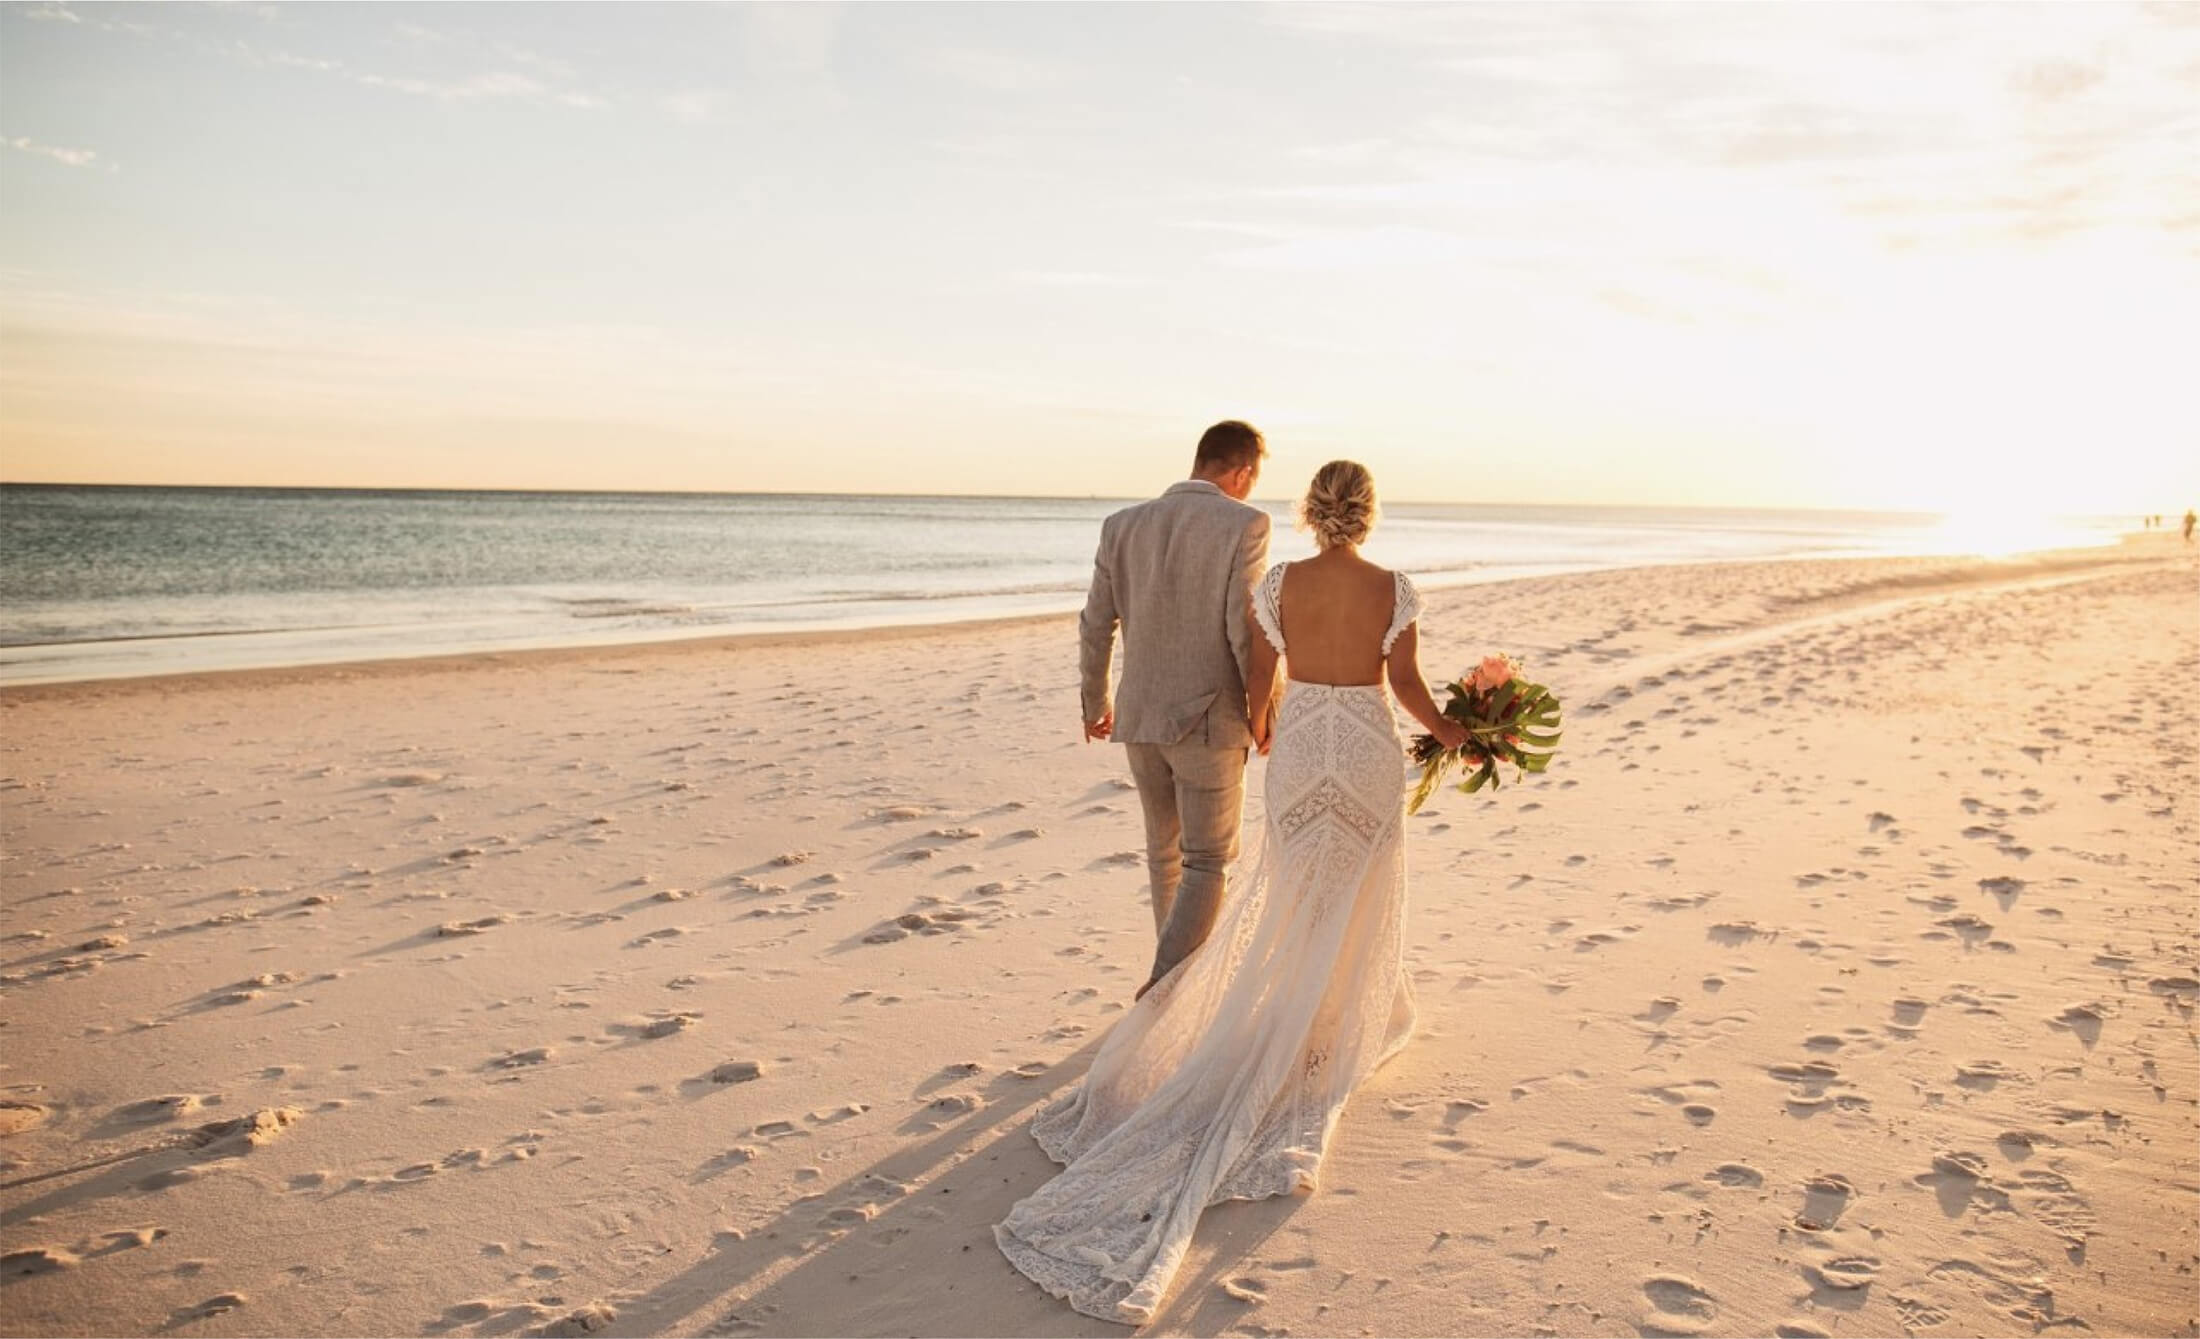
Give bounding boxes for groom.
[1079,420,1272,998]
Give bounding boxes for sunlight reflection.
[1924,510,2112,558]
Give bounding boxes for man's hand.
[1083,711,1114,743]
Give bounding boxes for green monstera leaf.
[1406,665,1563,814]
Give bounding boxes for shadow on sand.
[604,1042,1308,1336]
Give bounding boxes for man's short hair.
[1193,420,1267,473]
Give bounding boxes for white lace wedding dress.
[994,564,1424,1325]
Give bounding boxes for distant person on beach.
[2184,509,2195,543]
[1076,420,1271,996]
[1002,459,1471,1323]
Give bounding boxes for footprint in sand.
[817,1172,914,1231]
[1,1247,80,1278]
[539,1303,617,1337]
[1914,1150,2003,1216]
[166,1294,249,1325]
[0,1101,53,1135]
[2009,1165,2096,1259]
[1707,921,1770,945]
[1802,1252,1881,1292]
[704,1147,759,1175]
[437,916,506,938]
[1639,1275,1717,1335]
[2047,1003,2105,1045]
[1437,1099,1488,1133]
[708,1061,763,1085]
[635,1013,699,1039]
[91,1228,169,1254]
[1574,926,1638,951]
[1952,1059,2012,1090]
[1795,1173,1854,1229]
[1221,1276,1269,1304]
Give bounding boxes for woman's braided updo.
[1296,459,1378,550]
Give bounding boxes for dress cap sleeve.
[1380,571,1423,657]
[1253,563,1288,657]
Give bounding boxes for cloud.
[2013,61,2108,102]
[659,90,728,125]
[916,44,1064,95]
[1010,271,1153,289]
[6,135,101,168]
[742,3,841,78]
[351,69,543,102]
[17,5,611,112]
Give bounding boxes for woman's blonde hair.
[1297,459,1378,550]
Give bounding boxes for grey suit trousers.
[1124,740,1247,990]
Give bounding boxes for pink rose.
[1468,654,1518,693]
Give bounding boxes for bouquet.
[1407,653,1562,814]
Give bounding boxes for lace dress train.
[993,568,1424,1325]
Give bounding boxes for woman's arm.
[1386,622,1468,749]
[1247,596,1281,755]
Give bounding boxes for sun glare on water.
[1925,509,2104,558]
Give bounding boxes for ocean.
[0,485,2126,685]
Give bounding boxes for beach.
[2,537,2194,1337]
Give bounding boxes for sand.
[2,537,2195,1338]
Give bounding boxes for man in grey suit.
[1079,420,1273,998]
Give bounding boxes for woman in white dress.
[995,460,1470,1325]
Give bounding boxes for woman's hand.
[1252,703,1275,756]
[1429,717,1469,752]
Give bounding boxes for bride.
[995,460,1470,1325]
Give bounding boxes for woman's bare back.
[1275,551,1398,686]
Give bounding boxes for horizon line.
[0,479,2108,520]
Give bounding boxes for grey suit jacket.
[1079,480,1273,748]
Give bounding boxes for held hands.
[1083,711,1114,743]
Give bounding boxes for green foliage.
[1405,668,1563,814]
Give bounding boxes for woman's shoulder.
[1362,560,1409,594]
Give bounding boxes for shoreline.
[1,536,2173,698]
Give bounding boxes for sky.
[3,2,2197,514]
